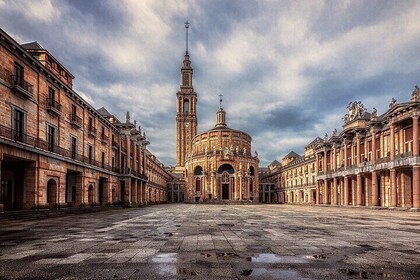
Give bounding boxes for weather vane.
[185,21,189,54]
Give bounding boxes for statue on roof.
[411,85,420,102]
[126,111,130,123]
[324,133,328,142]
[332,128,337,136]
[389,98,397,108]
[343,101,366,124]
[371,107,378,121]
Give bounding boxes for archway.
[217,164,235,200]
[47,179,57,206]
[88,184,94,203]
[111,187,116,203]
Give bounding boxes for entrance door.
[0,180,13,210]
[99,178,104,206]
[222,184,229,199]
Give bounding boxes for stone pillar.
[315,182,320,204]
[344,142,348,168]
[351,176,357,206]
[332,178,337,205]
[239,174,242,200]
[413,166,420,208]
[413,114,419,156]
[323,151,327,173]
[371,171,378,206]
[344,176,349,206]
[390,123,395,160]
[126,135,131,172]
[356,174,362,206]
[365,175,371,206]
[390,169,397,207]
[371,129,376,163]
[356,135,361,165]
[323,179,328,204]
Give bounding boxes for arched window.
[222,171,230,183]
[194,166,203,176]
[184,99,190,115]
[249,166,255,176]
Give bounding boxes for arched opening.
[216,164,235,200]
[249,166,255,176]
[194,166,203,176]
[195,177,201,192]
[184,99,190,115]
[47,179,57,206]
[111,187,116,203]
[88,184,94,203]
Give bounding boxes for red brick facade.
[0,28,171,211]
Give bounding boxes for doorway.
[222,184,229,200]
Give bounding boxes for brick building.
[261,88,420,210]
[172,23,259,203]
[0,28,171,211]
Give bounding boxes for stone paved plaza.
[0,205,419,279]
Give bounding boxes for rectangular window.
[111,156,115,169]
[13,63,23,86]
[48,87,55,101]
[71,136,77,159]
[47,125,55,152]
[88,145,93,164]
[88,117,93,129]
[13,109,24,142]
[101,151,105,168]
[71,104,76,120]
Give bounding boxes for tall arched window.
[88,184,94,203]
[184,99,190,115]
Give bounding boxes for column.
[344,176,349,206]
[239,174,242,200]
[371,171,378,206]
[315,182,320,204]
[371,129,376,163]
[413,114,419,156]
[344,142,348,168]
[351,176,356,205]
[413,166,420,208]
[323,179,328,204]
[356,174,362,206]
[323,151,327,173]
[126,134,131,172]
[332,178,337,205]
[356,135,361,165]
[390,169,397,207]
[390,123,395,160]
[365,175,371,206]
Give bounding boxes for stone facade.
[261,88,420,210]
[173,25,259,203]
[0,28,171,211]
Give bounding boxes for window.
[47,125,56,152]
[111,156,115,169]
[48,87,55,101]
[88,145,93,164]
[13,108,24,141]
[13,63,23,86]
[184,99,189,114]
[71,136,77,159]
[101,151,105,168]
[71,104,76,120]
[183,73,189,86]
[88,117,93,130]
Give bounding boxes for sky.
[1,0,419,166]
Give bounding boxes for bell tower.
[175,21,197,170]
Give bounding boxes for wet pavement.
[0,204,419,279]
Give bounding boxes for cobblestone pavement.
[0,204,419,279]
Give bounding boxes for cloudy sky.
[1,0,419,166]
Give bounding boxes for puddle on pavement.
[216,252,241,260]
[157,264,177,276]
[178,267,201,276]
[306,253,330,259]
[151,253,177,263]
[252,253,308,264]
[240,268,307,279]
[200,253,211,258]
[339,269,398,278]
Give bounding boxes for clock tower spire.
[175,21,197,171]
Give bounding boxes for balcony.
[11,75,33,99]
[46,98,62,116]
[69,114,82,128]
[112,140,118,150]
[101,134,109,144]
[88,126,97,137]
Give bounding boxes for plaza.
[0,204,419,279]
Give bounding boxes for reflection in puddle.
[157,264,177,276]
[152,253,177,263]
[307,254,327,259]
[252,253,308,264]
[178,267,201,276]
[243,268,308,279]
